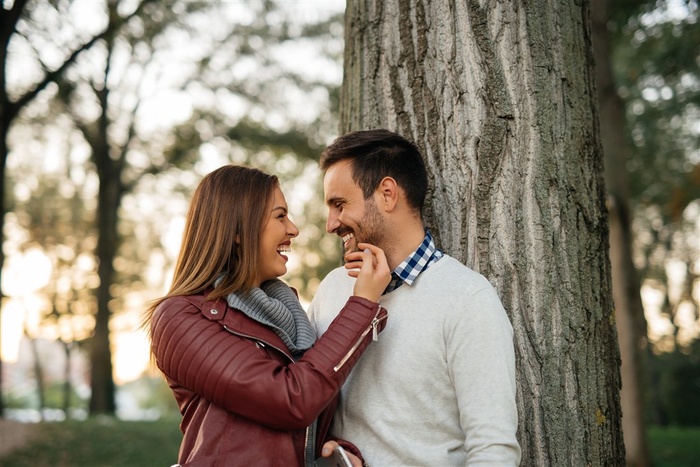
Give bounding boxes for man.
[308,129,521,466]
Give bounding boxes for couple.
[144,129,521,466]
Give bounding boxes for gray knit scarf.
[224,278,317,359]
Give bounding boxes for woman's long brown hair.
[142,165,278,335]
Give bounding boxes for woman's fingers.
[350,243,392,301]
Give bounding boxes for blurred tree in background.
[610,0,699,352]
[594,1,699,464]
[607,0,699,430]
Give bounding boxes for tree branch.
[0,0,29,46]
[6,0,157,122]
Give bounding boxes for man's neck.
[384,223,426,270]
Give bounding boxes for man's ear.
[375,177,399,211]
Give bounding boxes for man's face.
[323,160,387,255]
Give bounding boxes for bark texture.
[341,1,624,465]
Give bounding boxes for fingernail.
[322,447,331,456]
[364,248,370,254]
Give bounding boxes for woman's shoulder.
[155,292,210,319]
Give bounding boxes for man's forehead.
[324,162,357,188]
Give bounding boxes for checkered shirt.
[384,230,444,294]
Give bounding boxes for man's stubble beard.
[348,198,388,254]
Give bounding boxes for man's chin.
[341,237,357,253]
[342,242,361,260]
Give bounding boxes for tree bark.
[341,1,624,465]
[591,1,651,465]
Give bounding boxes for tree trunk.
[62,340,72,416]
[27,333,46,421]
[0,116,6,419]
[591,1,651,465]
[88,156,120,415]
[341,1,624,465]
[0,0,30,419]
[87,30,120,415]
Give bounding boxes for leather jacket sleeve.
[151,294,387,431]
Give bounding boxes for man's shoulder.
[309,266,353,326]
[423,255,494,290]
[432,254,484,277]
[319,265,353,283]
[315,266,354,295]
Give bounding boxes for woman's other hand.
[347,243,391,302]
[320,441,362,467]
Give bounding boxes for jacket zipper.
[221,325,295,364]
[334,305,386,372]
[304,426,311,466]
[222,325,314,463]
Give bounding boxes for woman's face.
[256,186,299,285]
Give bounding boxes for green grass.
[648,426,700,467]
[0,419,697,466]
[0,417,182,467]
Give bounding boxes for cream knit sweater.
[308,255,521,466]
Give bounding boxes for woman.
[143,165,390,467]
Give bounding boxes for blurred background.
[0,0,698,465]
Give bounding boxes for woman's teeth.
[277,245,291,253]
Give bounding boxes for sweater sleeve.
[448,285,521,465]
[151,295,386,431]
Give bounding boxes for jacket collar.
[192,293,296,360]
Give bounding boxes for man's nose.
[326,213,340,234]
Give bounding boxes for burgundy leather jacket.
[151,291,387,467]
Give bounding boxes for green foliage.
[609,0,699,360]
[648,426,700,467]
[4,390,34,409]
[118,375,180,419]
[609,0,700,220]
[41,382,88,411]
[0,419,696,466]
[4,371,88,414]
[646,339,700,426]
[0,418,182,466]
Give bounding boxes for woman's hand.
[320,441,363,467]
[347,243,391,302]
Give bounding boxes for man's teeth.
[342,233,354,243]
[277,245,291,253]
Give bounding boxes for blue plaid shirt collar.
[384,230,443,294]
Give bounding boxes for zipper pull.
[372,305,383,341]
